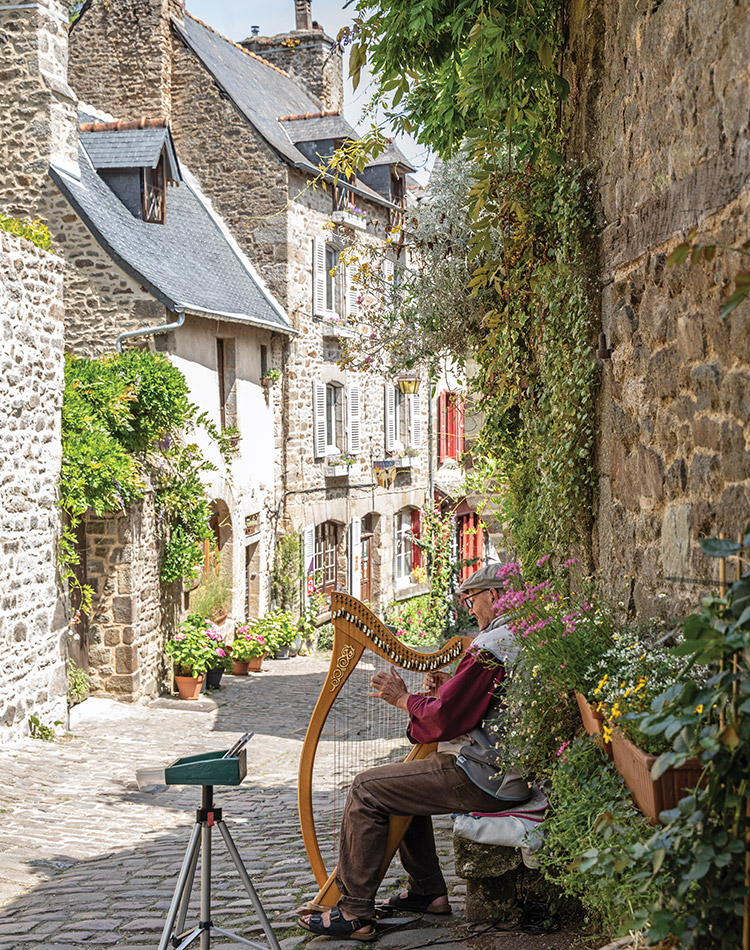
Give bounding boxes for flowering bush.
[231,623,267,662]
[253,609,298,653]
[384,594,441,647]
[588,638,686,754]
[165,614,229,676]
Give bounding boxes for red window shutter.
[457,395,466,455]
[438,392,448,464]
[410,509,422,569]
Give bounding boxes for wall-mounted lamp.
[397,374,421,394]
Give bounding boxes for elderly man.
[298,563,530,940]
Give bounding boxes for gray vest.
[454,618,531,803]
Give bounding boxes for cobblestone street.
[0,657,587,950]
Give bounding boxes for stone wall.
[241,29,343,112]
[68,0,184,120]
[568,0,750,615]
[0,230,67,741]
[0,0,78,216]
[84,498,178,700]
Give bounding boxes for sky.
[185,0,434,183]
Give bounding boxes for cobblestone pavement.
[0,656,591,950]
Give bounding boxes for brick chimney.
[0,0,79,219]
[69,0,183,119]
[241,3,343,111]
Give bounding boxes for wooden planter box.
[575,692,612,759]
[610,731,703,823]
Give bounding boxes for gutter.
[116,310,186,353]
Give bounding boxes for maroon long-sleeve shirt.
[405,649,506,744]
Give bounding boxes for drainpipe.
[116,309,186,353]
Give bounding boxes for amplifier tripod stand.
[158,784,280,950]
[137,737,280,950]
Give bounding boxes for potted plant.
[231,623,268,673]
[165,614,221,700]
[261,368,281,387]
[205,641,233,689]
[254,609,298,660]
[189,565,233,625]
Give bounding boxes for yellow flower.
[603,722,613,742]
[695,704,704,714]
[594,674,608,696]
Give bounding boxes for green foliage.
[667,235,750,318]
[68,0,84,26]
[28,715,62,741]
[60,351,232,587]
[189,563,233,620]
[540,737,658,938]
[231,623,267,662]
[0,213,51,251]
[316,622,335,651]
[252,609,298,653]
[626,541,750,949]
[67,659,90,705]
[271,531,301,612]
[384,594,438,647]
[165,614,227,676]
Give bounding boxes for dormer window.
[142,154,166,224]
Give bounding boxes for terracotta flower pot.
[575,692,605,735]
[610,731,703,823]
[247,656,263,672]
[232,660,249,675]
[175,674,204,701]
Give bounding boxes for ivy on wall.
[60,350,235,600]
[0,213,51,251]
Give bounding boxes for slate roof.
[282,114,356,144]
[80,126,181,179]
[173,13,397,208]
[50,118,292,332]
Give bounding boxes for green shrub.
[384,594,441,647]
[316,623,334,650]
[539,737,656,938]
[253,609,297,653]
[67,659,90,705]
[189,564,232,620]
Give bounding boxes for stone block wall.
[84,497,178,700]
[568,0,750,616]
[0,230,67,741]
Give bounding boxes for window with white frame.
[385,384,422,452]
[314,522,339,593]
[313,237,359,321]
[394,509,414,584]
[313,380,361,458]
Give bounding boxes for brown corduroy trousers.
[335,751,507,918]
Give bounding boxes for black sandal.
[378,892,451,915]
[298,907,377,940]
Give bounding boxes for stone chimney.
[69,0,182,120]
[295,0,312,31]
[241,3,343,111]
[0,0,79,219]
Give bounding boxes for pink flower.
[216,648,227,657]
[173,632,186,641]
[563,558,579,568]
[536,554,551,566]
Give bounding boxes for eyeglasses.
[463,590,489,609]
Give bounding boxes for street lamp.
[396,374,420,394]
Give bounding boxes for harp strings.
[319,631,434,859]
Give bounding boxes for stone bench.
[453,834,525,921]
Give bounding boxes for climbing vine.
[60,351,236,606]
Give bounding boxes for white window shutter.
[383,258,394,294]
[409,392,422,448]
[302,525,315,604]
[312,380,326,458]
[313,237,326,317]
[347,383,361,455]
[349,516,361,599]
[384,383,396,452]
[346,263,359,319]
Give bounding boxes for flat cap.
[457,562,508,594]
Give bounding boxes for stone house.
[69,0,434,617]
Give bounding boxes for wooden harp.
[297,592,469,910]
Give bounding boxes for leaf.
[652,848,666,874]
[699,537,742,558]
[667,242,691,267]
[720,723,739,748]
[720,287,748,318]
[538,37,554,70]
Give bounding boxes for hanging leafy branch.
[60,351,237,603]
